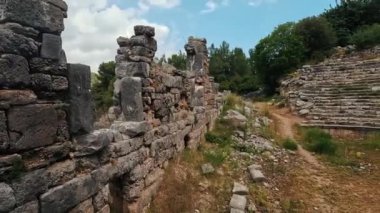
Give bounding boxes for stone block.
[97,205,110,213]
[41,33,62,59]
[115,62,150,78]
[40,175,99,213]
[201,163,215,175]
[0,182,15,212]
[30,73,52,90]
[0,29,39,58]
[109,137,144,158]
[9,200,39,213]
[112,122,151,138]
[52,75,68,91]
[130,35,157,51]
[73,129,113,157]
[68,198,94,213]
[0,0,65,33]
[229,194,246,211]
[0,22,39,38]
[0,54,30,88]
[92,184,109,211]
[0,90,37,105]
[0,111,9,150]
[134,25,155,37]
[44,0,68,11]
[120,77,144,121]
[248,168,266,183]
[11,168,48,205]
[232,182,249,195]
[8,104,58,151]
[29,57,68,76]
[68,64,94,135]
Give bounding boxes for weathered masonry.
[0,0,222,212]
[281,47,380,130]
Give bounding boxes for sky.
[62,0,337,72]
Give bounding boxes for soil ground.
[149,101,380,213]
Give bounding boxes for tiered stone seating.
[281,51,380,130]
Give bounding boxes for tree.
[295,16,337,59]
[253,22,306,93]
[323,0,380,46]
[167,51,187,70]
[91,61,116,112]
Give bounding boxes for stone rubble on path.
[229,182,252,213]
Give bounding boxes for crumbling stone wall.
[0,1,222,212]
[280,47,380,130]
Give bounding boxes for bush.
[203,149,229,166]
[282,138,298,151]
[253,22,306,93]
[205,132,232,147]
[350,24,380,49]
[303,128,337,155]
[295,16,337,58]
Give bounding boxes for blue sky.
[63,0,337,71]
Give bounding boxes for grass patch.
[363,132,380,150]
[282,138,298,151]
[205,132,232,147]
[203,148,230,167]
[302,128,337,155]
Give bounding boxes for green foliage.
[282,138,298,151]
[91,61,116,112]
[203,149,229,166]
[294,16,337,59]
[209,42,258,94]
[363,132,380,149]
[253,22,306,94]
[168,51,187,70]
[303,128,337,155]
[205,132,232,147]
[350,24,380,49]
[323,0,380,46]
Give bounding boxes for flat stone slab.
[230,208,245,213]
[201,163,215,174]
[232,182,249,195]
[248,167,266,182]
[229,194,246,211]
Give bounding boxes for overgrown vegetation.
[167,51,187,70]
[302,128,337,155]
[350,24,380,49]
[91,61,116,113]
[282,138,298,151]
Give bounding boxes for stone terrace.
[281,47,380,130]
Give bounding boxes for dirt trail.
[254,102,380,213]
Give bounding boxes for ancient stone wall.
[280,47,380,130]
[0,1,222,212]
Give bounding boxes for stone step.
[301,123,380,130]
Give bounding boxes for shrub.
[350,24,380,49]
[203,149,229,166]
[294,16,337,58]
[303,128,337,155]
[282,138,298,151]
[205,132,232,147]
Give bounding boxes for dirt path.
[254,102,380,213]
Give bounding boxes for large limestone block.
[115,62,150,78]
[73,129,113,157]
[0,111,9,150]
[41,33,62,60]
[68,198,94,213]
[68,64,94,135]
[29,57,68,76]
[134,25,155,37]
[0,90,37,105]
[229,194,247,211]
[0,0,65,33]
[120,77,144,121]
[40,175,99,213]
[0,54,30,88]
[126,35,157,51]
[0,29,39,58]
[7,104,58,151]
[9,200,39,213]
[0,182,16,212]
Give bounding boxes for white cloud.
[201,0,217,13]
[62,0,180,72]
[139,0,181,9]
[248,0,277,7]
